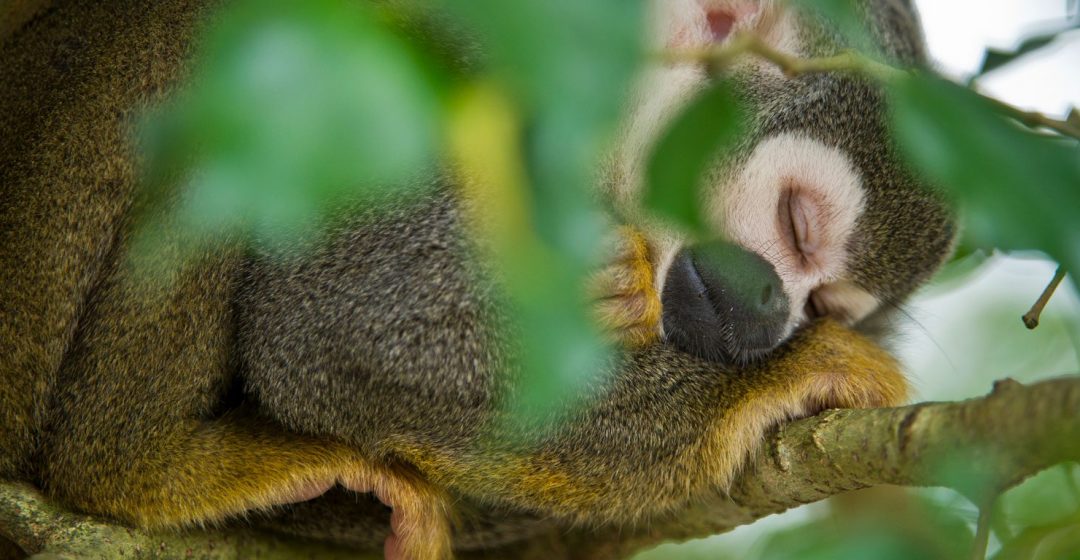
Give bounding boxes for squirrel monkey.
[0,0,954,558]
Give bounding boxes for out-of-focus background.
[637,1,1080,557]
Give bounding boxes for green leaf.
[800,0,877,54]
[437,0,646,422]
[442,0,644,257]
[976,19,1080,77]
[755,496,973,560]
[139,0,442,248]
[1000,465,1080,531]
[645,81,745,233]
[890,74,1080,285]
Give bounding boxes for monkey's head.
[603,0,957,364]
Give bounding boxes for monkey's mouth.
[660,243,791,366]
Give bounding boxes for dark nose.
[661,240,790,364]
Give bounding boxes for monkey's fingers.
[589,226,662,347]
[593,291,661,347]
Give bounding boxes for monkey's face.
[602,0,957,364]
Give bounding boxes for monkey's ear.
[654,0,784,49]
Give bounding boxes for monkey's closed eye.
[778,186,819,268]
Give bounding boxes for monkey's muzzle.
[661,240,790,365]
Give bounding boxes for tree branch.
[0,482,376,560]
[661,32,905,83]
[3,376,1078,558]
[661,33,1080,141]
[730,376,1080,514]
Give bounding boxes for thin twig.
[987,98,1080,140]
[972,504,994,560]
[661,32,905,83]
[1022,267,1067,329]
[660,34,1080,141]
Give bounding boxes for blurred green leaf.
[755,498,973,560]
[890,74,1080,288]
[140,0,441,247]
[976,19,1080,77]
[995,514,1080,560]
[800,0,876,54]
[443,0,643,257]
[633,538,737,560]
[933,448,1009,503]
[438,0,646,422]
[1000,464,1080,531]
[645,81,745,233]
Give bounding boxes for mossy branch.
[3,376,1078,559]
[0,482,374,560]
[730,376,1080,516]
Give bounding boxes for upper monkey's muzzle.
[661,240,790,364]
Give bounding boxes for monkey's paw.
[589,226,663,347]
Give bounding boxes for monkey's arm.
[384,320,907,526]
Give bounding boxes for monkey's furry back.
[1,0,915,554]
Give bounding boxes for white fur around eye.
[708,133,867,326]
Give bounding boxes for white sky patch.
[918,0,1079,117]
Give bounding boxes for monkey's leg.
[40,256,451,560]
[342,464,454,560]
[0,5,139,479]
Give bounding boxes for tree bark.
[2,376,1078,559]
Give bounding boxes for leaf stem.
[971,503,994,560]
[1022,267,1067,329]
[986,98,1080,140]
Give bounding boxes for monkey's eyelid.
[778,187,820,266]
[790,195,811,254]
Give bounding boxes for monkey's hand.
[589,226,663,347]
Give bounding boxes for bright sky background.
[640,2,1080,557]
[920,0,1080,117]
[895,0,1079,402]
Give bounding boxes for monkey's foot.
[589,226,662,347]
[343,470,452,560]
[274,465,453,560]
